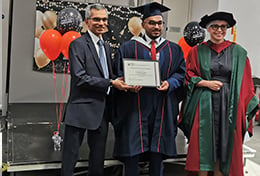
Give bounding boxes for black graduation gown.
[209,41,234,162]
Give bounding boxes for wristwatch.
[109,79,113,87]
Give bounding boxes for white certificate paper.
[123,58,161,87]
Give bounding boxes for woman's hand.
[196,80,223,91]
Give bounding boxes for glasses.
[146,20,164,26]
[210,24,228,31]
[88,17,108,22]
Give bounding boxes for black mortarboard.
[199,11,236,28]
[132,2,170,20]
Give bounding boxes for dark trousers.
[61,117,109,176]
[123,152,164,176]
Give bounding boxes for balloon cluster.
[40,30,81,61]
[35,8,83,68]
[183,21,205,47]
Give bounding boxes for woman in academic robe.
[179,11,259,176]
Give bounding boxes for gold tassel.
[232,26,237,42]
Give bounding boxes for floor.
[243,120,260,176]
[2,120,260,176]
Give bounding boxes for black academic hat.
[199,11,236,28]
[132,2,170,20]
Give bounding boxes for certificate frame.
[123,58,161,87]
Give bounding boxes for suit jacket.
[64,32,114,129]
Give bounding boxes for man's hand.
[157,81,169,91]
[128,85,142,93]
[111,77,129,92]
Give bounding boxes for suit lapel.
[84,33,105,77]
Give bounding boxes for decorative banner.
[33,0,141,73]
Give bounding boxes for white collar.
[131,35,166,48]
[88,30,103,44]
[144,34,161,44]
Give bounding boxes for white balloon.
[34,48,50,69]
[34,38,40,56]
[35,10,43,37]
[35,10,43,30]
[128,17,142,36]
[42,10,57,30]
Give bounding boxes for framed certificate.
[123,58,161,87]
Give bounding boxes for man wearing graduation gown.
[112,2,186,176]
[178,11,259,176]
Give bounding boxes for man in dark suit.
[61,3,128,176]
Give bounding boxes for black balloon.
[183,21,205,47]
[57,8,83,34]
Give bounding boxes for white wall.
[0,0,3,109]
[165,0,218,43]
[190,0,218,22]
[218,0,260,78]
[164,0,191,43]
[8,0,66,103]
[1,0,10,114]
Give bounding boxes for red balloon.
[178,36,191,60]
[40,29,62,61]
[60,31,81,59]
